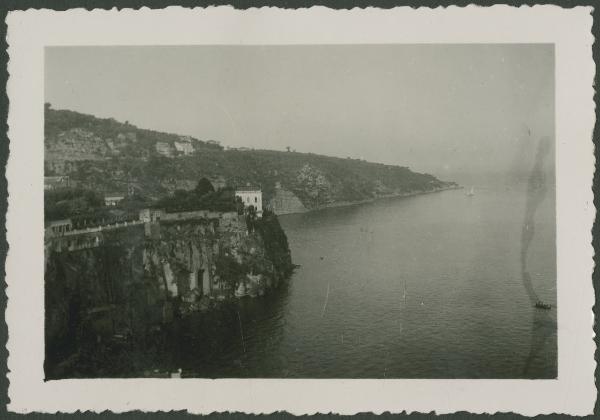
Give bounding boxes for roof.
[235,186,261,192]
[46,219,72,226]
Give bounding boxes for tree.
[247,205,257,219]
[235,196,244,215]
[245,205,257,232]
[44,188,106,221]
[194,178,215,197]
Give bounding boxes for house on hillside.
[235,186,263,218]
[45,219,73,237]
[174,138,195,155]
[205,139,224,150]
[104,192,126,207]
[44,175,70,190]
[139,208,165,222]
[155,141,174,157]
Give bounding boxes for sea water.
[174,182,556,378]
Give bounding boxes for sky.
[45,44,554,181]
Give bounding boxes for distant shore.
[278,184,462,216]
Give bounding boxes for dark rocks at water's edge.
[44,211,294,379]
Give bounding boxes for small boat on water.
[466,186,475,197]
[535,301,552,310]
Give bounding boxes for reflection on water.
[168,182,556,379]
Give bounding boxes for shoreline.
[277,184,462,216]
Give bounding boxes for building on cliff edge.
[235,186,263,218]
[45,219,73,237]
[139,208,165,222]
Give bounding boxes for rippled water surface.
[177,185,556,378]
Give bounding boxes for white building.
[44,175,70,190]
[139,208,165,222]
[235,187,263,217]
[104,193,125,206]
[174,139,195,155]
[45,219,73,237]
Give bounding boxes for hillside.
[44,106,457,212]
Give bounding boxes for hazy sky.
[45,44,554,180]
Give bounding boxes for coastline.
[277,184,462,216]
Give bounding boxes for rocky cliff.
[44,212,292,378]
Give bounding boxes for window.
[254,197,257,203]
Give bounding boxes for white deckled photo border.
[5,5,596,415]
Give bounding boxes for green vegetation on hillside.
[45,188,104,221]
[45,104,222,155]
[154,185,242,213]
[45,178,243,224]
[45,106,457,214]
[45,187,146,226]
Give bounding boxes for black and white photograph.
[5,5,595,415]
[43,43,557,380]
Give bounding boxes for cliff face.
[45,107,457,211]
[268,185,308,215]
[44,212,292,378]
